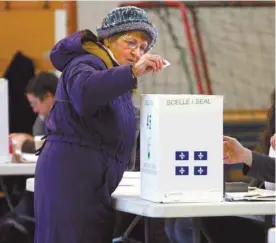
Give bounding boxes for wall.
[77,1,118,33]
[0,1,72,76]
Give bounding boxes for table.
[112,187,275,243]
[26,177,275,243]
[0,162,36,176]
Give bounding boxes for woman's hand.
[132,54,165,77]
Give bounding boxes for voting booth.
[0,78,10,163]
[140,94,224,203]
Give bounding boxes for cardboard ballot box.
[140,94,224,203]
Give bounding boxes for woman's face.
[106,31,150,65]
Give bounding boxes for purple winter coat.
[34,30,137,243]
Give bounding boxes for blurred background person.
[10,72,58,153]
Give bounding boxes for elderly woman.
[34,6,164,243]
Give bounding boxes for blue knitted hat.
[97,6,157,52]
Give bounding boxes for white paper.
[163,59,171,68]
[123,171,140,178]
[225,189,276,201]
[20,153,38,163]
[119,178,140,187]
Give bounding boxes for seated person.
[201,134,275,243]
[224,135,275,183]
[9,71,58,153]
[165,135,275,243]
[0,72,58,243]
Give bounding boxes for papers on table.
[20,153,38,163]
[225,189,276,201]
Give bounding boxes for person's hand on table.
[9,133,34,151]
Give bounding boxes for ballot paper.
[20,153,38,163]
[163,59,171,68]
[225,188,276,201]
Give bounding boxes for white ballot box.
[0,78,11,163]
[140,94,224,203]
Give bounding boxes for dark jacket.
[34,30,139,243]
[243,151,275,183]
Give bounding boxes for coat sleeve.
[66,61,137,116]
[243,151,275,183]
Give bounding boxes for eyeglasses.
[121,36,148,55]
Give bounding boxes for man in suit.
[165,135,276,243]
[199,135,275,243]
[10,72,58,153]
[224,135,275,183]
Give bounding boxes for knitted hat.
[97,6,157,52]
